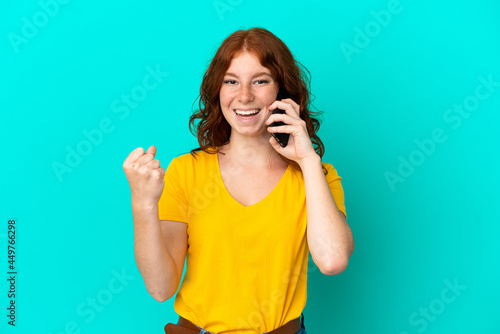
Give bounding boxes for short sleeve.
[158,157,189,222]
[323,163,347,219]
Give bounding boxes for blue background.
[1,0,499,333]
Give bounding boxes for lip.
[233,108,260,111]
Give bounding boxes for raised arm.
[123,146,187,301]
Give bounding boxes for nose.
[237,85,254,104]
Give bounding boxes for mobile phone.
[270,90,290,147]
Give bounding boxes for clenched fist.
[123,146,165,206]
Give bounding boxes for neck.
[218,132,286,169]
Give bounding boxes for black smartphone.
[270,90,290,147]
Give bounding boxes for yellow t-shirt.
[158,149,346,333]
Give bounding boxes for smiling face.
[219,51,280,141]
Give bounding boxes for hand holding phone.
[270,91,290,147]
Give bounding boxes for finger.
[269,100,300,117]
[267,124,302,135]
[265,112,301,126]
[269,100,287,110]
[135,152,155,165]
[123,147,145,166]
[152,167,166,179]
[146,159,161,169]
[146,145,157,157]
[269,135,283,152]
[280,98,300,109]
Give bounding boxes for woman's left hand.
[266,98,319,164]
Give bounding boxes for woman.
[123,27,354,334]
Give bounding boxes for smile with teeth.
[234,109,261,116]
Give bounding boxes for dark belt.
[177,315,302,334]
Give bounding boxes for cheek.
[261,90,279,105]
[264,84,280,102]
[219,88,235,106]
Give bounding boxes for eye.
[223,79,237,85]
[255,79,269,85]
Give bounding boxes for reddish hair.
[188,27,326,173]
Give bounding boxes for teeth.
[235,109,260,116]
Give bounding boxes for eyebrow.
[224,72,273,78]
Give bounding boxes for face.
[219,51,279,140]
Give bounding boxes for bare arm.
[124,146,187,302]
[300,155,354,275]
[132,202,187,302]
[266,98,354,276]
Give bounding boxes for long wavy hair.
[188,27,326,173]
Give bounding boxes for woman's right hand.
[122,146,165,206]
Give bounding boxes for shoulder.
[170,150,211,164]
[167,149,215,174]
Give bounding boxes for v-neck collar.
[214,151,290,210]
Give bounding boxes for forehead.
[225,51,271,76]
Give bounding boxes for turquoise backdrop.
[1,0,499,333]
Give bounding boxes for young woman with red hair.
[123,27,354,334]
